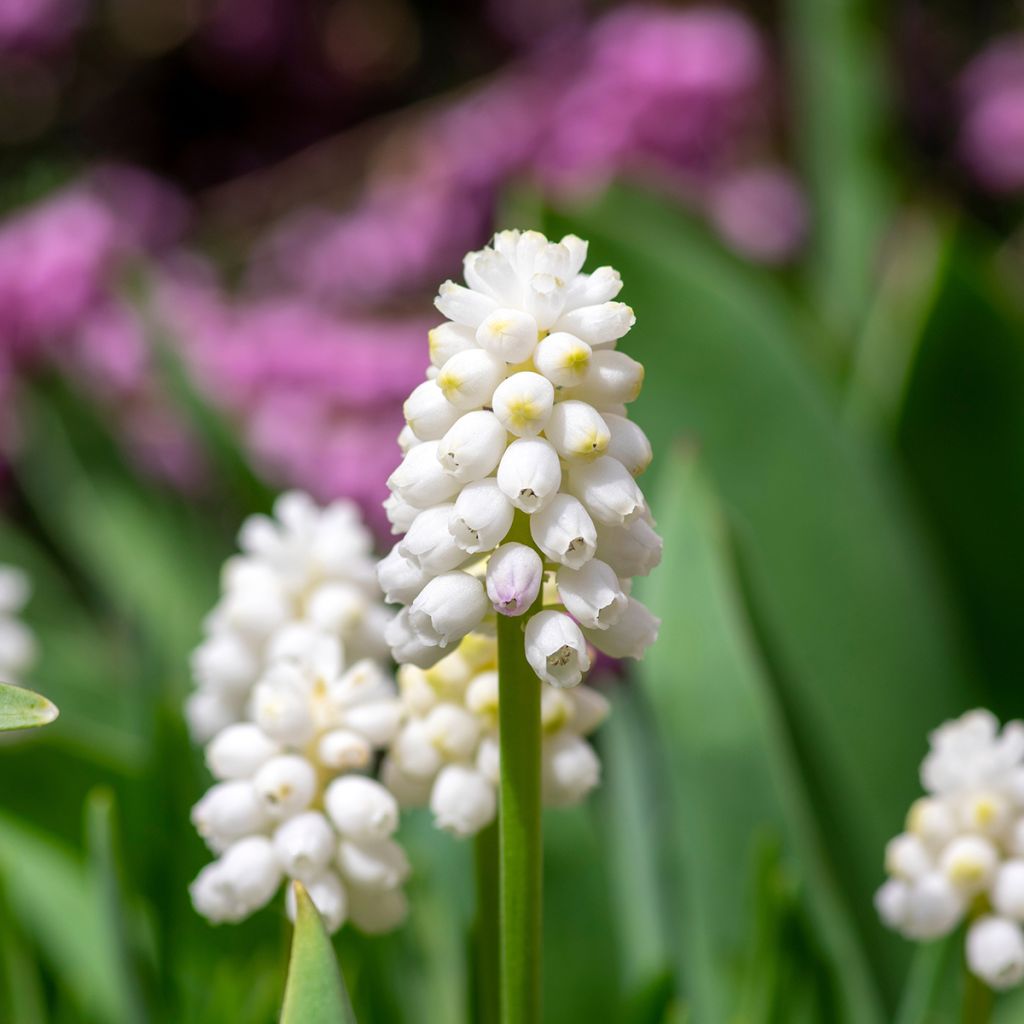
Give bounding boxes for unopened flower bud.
[492,372,554,437]
[486,543,544,616]
[399,504,467,574]
[388,442,462,509]
[874,879,909,931]
[409,572,489,648]
[476,308,540,364]
[906,797,957,849]
[525,610,590,688]
[253,755,317,819]
[604,414,652,476]
[206,724,281,780]
[563,266,622,308]
[584,597,659,659]
[344,701,403,748]
[404,380,461,440]
[570,350,645,406]
[542,733,601,807]
[967,916,1024,990]
[497,437,562,513]
[438,411,507,482]
[430,764,497,837]
[437,350,506,410]
[940,835,999,894]
[435,280,498,327]
[569,456,644,525]
[885,833,932,881]
[556,559,627,630]
[993,861,1024,921]
[545,401,610,461]
[529,494,597,569]
[594,519,662,577]
[428,321,476,367]
[533,332,592,388]
[317,729,373,771]
[217,836,282,917]
[274,812,336,882]
[554,301,635,347]
[424,702,482,761]
[337,838,410,891]
[384,609,447,669]
[192,781,269,848]
[377,547,430,606]
[902,872,964,939]
[325,776,399,842]
[384,494,419,535]
[449,478,514,553]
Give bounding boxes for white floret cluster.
[187,493,410,935]
[380,633,609,837]
[876,709,1024,990]
[186,491,391,742]
[0,565,36,684]
[381,229,661,685]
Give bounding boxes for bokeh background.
[1,0,1024,1021]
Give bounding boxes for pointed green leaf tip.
[280,882,357,1024]
[0,681,58,732]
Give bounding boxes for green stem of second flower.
[962,964,993,1024]
[496,510,544,1024]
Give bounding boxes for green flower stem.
[962,965,993,1024]
[473,822,500,1024]
[496,511,544,1024]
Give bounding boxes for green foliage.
[0,681,57,731]
[280,883,357,1024]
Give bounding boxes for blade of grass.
[0,682,58,731]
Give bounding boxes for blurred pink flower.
[259,3,792,307]
[0,0,84,52]
[959,36,1024,193]
[709,166,808,265]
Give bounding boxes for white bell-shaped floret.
[496,437,562,513]
[524,611,590,689]
[430,764,497,837]
[529,493,597,570]
[408,572,489,649]
[449,478,514,554]
[492,372,554,437]
[967,916,1024,990]
[533,332,592,388]
[438,411,508,483]
[403,379,462,440]
[486,542,544,617]
[437,350,506,411]
[273,811,336,882]
[544,401,610,461]
[476,308,540,364]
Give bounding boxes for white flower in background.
[0,565,36,684]
[382,229,661,685]
[381,634,609,837]
[876,709,1024,989]
[186,491,392,742]
[189,633,410,935]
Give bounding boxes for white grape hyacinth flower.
[189,632,411,935]
[380,229,661,684]
[380,634,609,837]
[876,709,1024,989]
[186,491,393,742]
[0,565,37,684]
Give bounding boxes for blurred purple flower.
[708,166,808,265]
[0,0,84,52]
[960,37,1024,193]
[258,3,792,307]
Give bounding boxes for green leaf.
[784,0,892,340]
[0,811,126,1023]
[546,187,975,998]
[280,882,357,1024]
[0,682,58,731]
[633,447,883,1023]
[85,788,150,1024]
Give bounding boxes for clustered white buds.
[0,565,36,684]
[876,709,1024,990]
[382,230,661,686]
[188,493,410,935]
[381,633,609,837]
[186,491,391,742]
